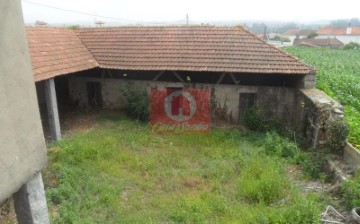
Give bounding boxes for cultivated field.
[44,116,324,223]
[284,47,360,148]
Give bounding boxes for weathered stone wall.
[300,89,347,150]
[67,76,297,124]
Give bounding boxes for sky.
[21,0,360,26]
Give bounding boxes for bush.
[120,84,149,121]
[243,106,265,131]
[343,42,360,50]
[263,131,299,159]
[271,35,291,42]
[307,32,318,39]
[298,150,329,180]
[326,117,349,151]
[237,156,289,204]
[341,171,360,209]
[243,107,282,133]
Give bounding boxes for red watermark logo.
[150,88,211,134]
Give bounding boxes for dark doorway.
[87,82,103,108]
[239,93,257,121]
[55,76,70,112]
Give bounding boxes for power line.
[22,0,166,25]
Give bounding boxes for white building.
[316,25,360,44]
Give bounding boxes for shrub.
[341,171,360,209]
[237,156,289,204]
[326,117,349,151]
[243,106,266,131]
[271,35,291,42]
[263,131,299,159]
[343,41,360,50]
[120,84,149,121]
[298,150,329,180]
[243,107,283,133]
[307,32,318,39]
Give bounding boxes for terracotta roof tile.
[26,27,98,81]
[317,26,360,35]
[283,29,315,36]
[294,38,344,48]
[76,26,311,75]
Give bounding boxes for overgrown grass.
[45,116,323,223]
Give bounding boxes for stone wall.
[67,76,297,124]
[300,89,347,150]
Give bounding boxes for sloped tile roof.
[283,29,315,36]
[76,26,311,74]
[26,27,98,81]
[294,38,344,49]
[317,26,360,35]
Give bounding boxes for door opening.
[87,82,103,108]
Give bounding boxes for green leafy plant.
[341,171,360,209]
[120,84,149,121]
[343,42,360,50]
[243,106,266,131]
[264,131,299,159]
[307,32,318,39]
[270,35,291,42]
[326,117,349,151]
[298,150,329,180]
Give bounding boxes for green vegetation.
[120,84,149,121]
[270,35,291,42]
[67,25,80,30]
[45,117,323,223]
[343,42,360,50]
[284,47,360,148]
[341,171,360,209]
[307,32,318,39]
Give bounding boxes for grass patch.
[45,116,323,223]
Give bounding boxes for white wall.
[317,35,360,44]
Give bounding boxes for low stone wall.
[344,142,360,170]
[300,89,347,150]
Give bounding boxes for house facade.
[316,25,360,44]
[26,26,315,140]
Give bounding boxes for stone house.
[26,26,315,140]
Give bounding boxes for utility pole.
[186,14,189,26]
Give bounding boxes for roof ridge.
[71,29,99,67]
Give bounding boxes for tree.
[307,32,318,39]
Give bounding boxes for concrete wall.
[68,76,297,123]
[0,0,47,202]
[344,142,360,170]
